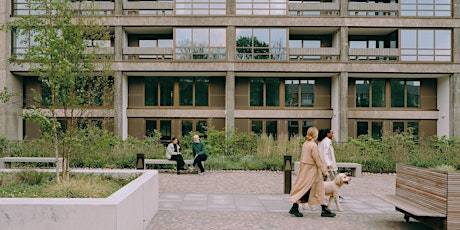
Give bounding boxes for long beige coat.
[289,140,328,205]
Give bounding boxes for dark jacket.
[192,141,207,157]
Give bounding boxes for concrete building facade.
[1,0,459,143]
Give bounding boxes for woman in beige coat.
[288,127,336,218]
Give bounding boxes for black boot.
[321,205,336,217]
[289,203,303,217]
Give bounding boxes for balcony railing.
[348,48,399,61]
[348,3,399,16]
[123,47,173,60]
[289,47,340,61]
[289,2,340,15]
[71,2,115,15]
[123,1,174,15]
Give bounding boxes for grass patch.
[0,170,138,198]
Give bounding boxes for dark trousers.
[170,154,185,172]
[193,154,208,173]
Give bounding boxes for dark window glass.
[288,120,299,139]
[160,120,171,140]
[92,120,103,129]
[285,80,299,107]
[302,120,314,137]
[146,120,157,137]
[195,77,209,106]
[266,121,277,139]
[372,79,385,108]
[371,121,382,140]
[196,120,207,136]
[182,120,193,137]
[160,77,174,106]
[408,121,419,136]
[356,80,370,107]
[393,122,404,134]
[180,77,193,106]
[41,84,52,106]
[145,77,158,106]
[407,80,420,108]
[266,78,279,106]
[391,79,405,107]
[78,120,88,130]
[251,120,263,136]
[357,122,368,137]
[300,80,314,107]
[250,78,264,106]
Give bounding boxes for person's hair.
[306,127,319,141]
[318,128,331,142]
[171,137,178,142]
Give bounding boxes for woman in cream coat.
[288,127,336,218]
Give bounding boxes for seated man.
[192,135,208,175]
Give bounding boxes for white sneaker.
[198,171,206,175]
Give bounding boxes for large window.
[400,0,451,16]
[357,121,383,140]
[392,121,419,137]
[391,79,420,108]
[251,120,278,138]
[236,0,287,15]
[175,0,226,15]
[400,29,451,62]
[146,119,171,141]
[236,28,287,60]
[145,77,174,106]
[175,28,226,60]
[355,79,385,107]
[12,29,39,60]
[179,77,209,106]
[288,120,313,139]
[285,79,315,107]
[250,78,280,107]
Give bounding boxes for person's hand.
[325,171,330,178]
[178,152,181,155]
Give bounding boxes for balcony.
[123,1,173,15]
[288,2,340,16]
[348,48,399,61]
[348,2,399,16]
[70,1,115,15]
[123,47,173,60]
[289,47,340,61]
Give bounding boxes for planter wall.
[396,163,460,230]
[0,169,159,230]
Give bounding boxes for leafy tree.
[1,0,113,182]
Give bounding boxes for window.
[146,120,157,137]
[285,79,315,107]
[236,28,287,60]
[392,121,419,137]
[175,0,226,15]
[236,0,287,15]
[391,79,420,108]
[146,119,171,140]
[401,29,451,62]
[175,28,226,60]
[145,77,174,106]
[250,78,280,107]
[179,77,209,106]
[289,39,321,60]
[252,120,263,136]
[182,120,193,137]
[357,121,382,139]
[12,29,40,60]
[266,121,278,139]
[356,79,385,107]
[288,120,313,139]
[251,120,278,138]
[400,0,451,16]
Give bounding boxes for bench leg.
[350,168,356,177]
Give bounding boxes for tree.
[1,0,113,182]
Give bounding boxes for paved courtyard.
[147,171,432,230]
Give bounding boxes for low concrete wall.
[0,169,159,230]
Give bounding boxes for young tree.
[2,0,113,182]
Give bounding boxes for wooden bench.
[0,157,64,170]
[376,164,448,230]
[144,159,197,169]
[294,161,361,177]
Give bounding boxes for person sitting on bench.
[166,137,187,174]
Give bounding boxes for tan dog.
[301,173,351,211]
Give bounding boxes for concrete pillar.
[227,0,236,15]
[451,73,460,138]
[339,0,348,17]
[437,76,450,137]
[225,71,235,131]
[113,71,128,140]
[0,0,7,138]
[114,0,123,16]
[331,74,340,141]
[340,26,348,63]
[453,28,460,63]
[338,72,348,143]
[227,26,236,62]
[453,0,460,18]
[114,26,123,61]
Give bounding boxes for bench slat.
[376,194,446,218]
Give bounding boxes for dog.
[301,173,351,212]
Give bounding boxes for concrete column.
[114,0,123,16]
[113,71,128,140]
[227,26,236,62]
[453,0,460,18]
[0,0,7,138]
[339,0,348,17]
[227,0,236,15]
[451,73,460,138]
[340,26,348,63]
[114,26,123,61]
[453,28,460,63]
[438,76,450,137]
[225,71,235,131]
[338,72,348,143]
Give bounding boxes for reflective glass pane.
[266,78,280,106]
[406,80,420,108]
[254,29,270,46]
[371,122,382,140]
[146,120,157,137]
[193,29,209,46]
[393,122,404,134]
[400,30,416,48]
[356,80,370,107]
[195,77,209,106]
[300,80,314,107]
[288,120,299,139]
[371,79,385,107]
[176,28,192,46]
[182,120,193,137]
[435,30,451,49]
[160,77,174,106]
[357,122,368,137]
[252,120,263,136]
[179,77,193,106]
[391,79,405,107]
[145,77,158,106]
[418,30,434,49]
[285,80,299,107]
[408,121,419,136]
[250,78,264,106]
[266,121,277,139]
[160,120,172,140]
[210,29,226,47]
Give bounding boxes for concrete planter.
[0,169,159,230]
